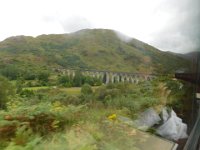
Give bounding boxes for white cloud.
[0,0,198,53]
[59,16,93,33]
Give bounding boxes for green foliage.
[83,76,102,86]
[164,78,193,112]
[73,71,83,87]
[92,82,162,117]
[57,54,87,68]
[94,86,107,100]
[81,84,93,95]
[16,79,24,94]
[63,95,82,105]
[37,71,50,83]
[0,78,192,149]
[95,83,131,102]
[5,136,42,150]
[0,65,21,80]
[0,76,14,109]
[0,65,38,81]
[58,74,102,88]
[20,89,35,98]
[11,126,36,146]
[58,75,72,87]
[23,71,37,80]
[106,83,131,94]
[0,100,87,142]
[106,96,141,114]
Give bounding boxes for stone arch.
[114,74,120,83]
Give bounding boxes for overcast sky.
[0,0,199,53]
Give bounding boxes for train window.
[0,0,199,149]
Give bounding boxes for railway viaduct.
[54,68,156,84]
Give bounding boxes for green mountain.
[0,29,190,75]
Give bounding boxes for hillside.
[0,29,190,75]
[0,29,193,149]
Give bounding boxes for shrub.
[81,84,93,95]
[58,75,71,87]
[62,95,81,105]
[94,86,107,100]
[20,89,35,98]
[73,71,83,87]
[23,71,37,80]
[106,88,121,98]
[0,101,87,140]
[0,65,21,80]
[106,96,141,115]
[37,71,50,83]
[139,97,159,108]
[0,76,14,109]
[94,86,121,103]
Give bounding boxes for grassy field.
[23,86,100,95]
[23,86,51,91]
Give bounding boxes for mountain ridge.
[0,29,190,75]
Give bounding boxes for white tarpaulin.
[134,108,161,131]
[156,109,188,141]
